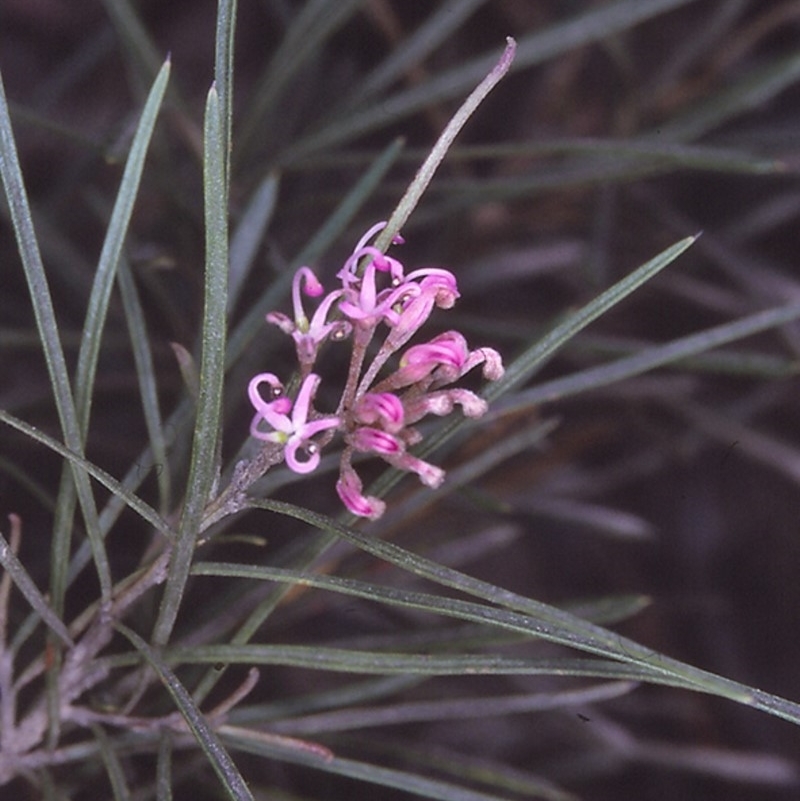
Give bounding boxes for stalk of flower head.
[243,38,516,519]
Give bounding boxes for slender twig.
[374,37,516,251]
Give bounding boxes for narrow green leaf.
[565,594,653,626]
[37,768,60,801]
[0,69,109,601]
[117,257,172,512]
[116,624,254,801]
[246,675,421,722]
[170,643,659,683]
[188,562,658,685]
[169,342,200,400]
[10,602,50,654]
[0,529,73,647]
[154,85,229,646]
[188,564,649,679]
[0,409,174,542]
[498,301,800,415]
[569,334,799,379]
[66,392,195,587]
[225,729,547,801]
[250,500,800,727]
[91,723,131,801]
[227,172,279,315]
[48,58,171,616]
[214,0,237,189]
[423,146,782,211]
[406,746,577,801]
[485,235,698,403]
[0,455,56,514]
[76,58,171,437]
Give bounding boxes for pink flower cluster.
[248,222,504,519]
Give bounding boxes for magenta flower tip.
[296,267,324,298]
[354,392,405,432]
[351,427,402,456]
[336,464,386,520]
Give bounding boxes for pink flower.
[248,373,340,473]
[337,222,406,286]
[337,222,411,332]
[352,392,405,433]
[382,271,460,353]
[348,425,445,489]
[266,268,350,367]
[376,332,505,393]
[403,268,460,308]
[247,221,505,519]
[403,388,488,424]
[336,457,386,520]
[351,426,402,455]
[247,372,292,428]
[445,344,505,385]
[396,331,469,384]
[338,279,417,331]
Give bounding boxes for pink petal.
[351,427,403,455]
[354,393,405,432]
[336,464,385,519]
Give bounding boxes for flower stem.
[374,37,516,252]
